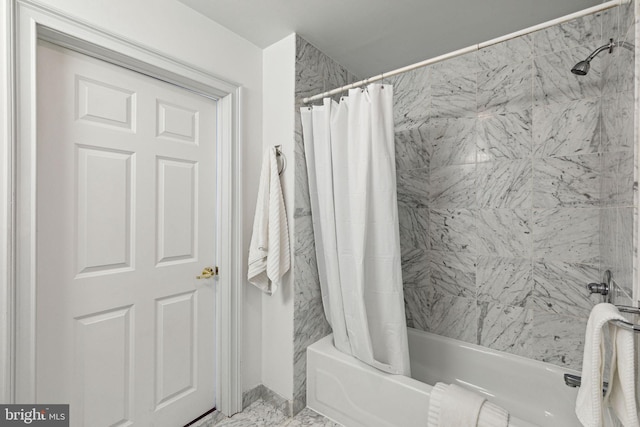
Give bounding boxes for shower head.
[571,38,615,76]
[571,60,590,76]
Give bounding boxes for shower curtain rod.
[302,0,623,104]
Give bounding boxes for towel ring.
[275,145,286,175]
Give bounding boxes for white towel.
[248,147,290,295]
[428,382,509,427]
[605,309,639,427]
[478,401,510,427]
[576,303,638,427]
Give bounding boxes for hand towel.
[478,401,510,427]
[248,147,290,294]
[428,382,508,427]
[576,303,635,427]
[605,312,639,427]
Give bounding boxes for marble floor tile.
[213,400,288,426]
[191,410,227,427]
[210,401,341,427]
[286,408,342,427]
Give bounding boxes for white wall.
[0,0,12,403]
[0,0,264,398]
[260,34,296,401]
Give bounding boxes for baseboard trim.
[241,384,294,417]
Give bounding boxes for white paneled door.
[35,41,217,427]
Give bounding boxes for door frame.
[1,0,244,415]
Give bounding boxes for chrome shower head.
[571,60,591,76]
[571,38,615,76]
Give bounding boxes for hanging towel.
[478,402,510,427]
[248,146,290,295]
[428,382,509,427]
[576,303,639,427]
[606,316,639,427]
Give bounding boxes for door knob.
[196,267,217,279]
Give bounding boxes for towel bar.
[611,305,640,332]
[585,270,640,333]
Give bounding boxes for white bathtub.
[307,328,583,427]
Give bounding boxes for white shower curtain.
[300,84,411,375]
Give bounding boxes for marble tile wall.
[290,2,637,411]
[293,36,358,414]
[601,0,637,307]
[395,2,637,371]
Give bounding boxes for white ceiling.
[178,0,603,78]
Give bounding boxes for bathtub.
[306,328,582,427]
